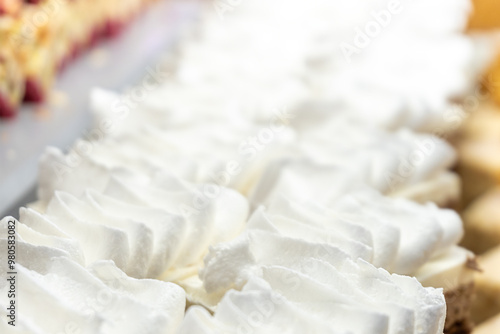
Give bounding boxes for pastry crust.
[444,282,475,334]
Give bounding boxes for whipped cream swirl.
[0,216,185,334]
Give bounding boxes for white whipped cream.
[0,216,185,333]
[329,190,464,273]
[84,101,460,208]
[44,112,299,196]
[34,154,249,279]
[248,149,458,211]
[112,0,479,134]
[187,259,445,334]
[200,190,463,297]
[296,118,457,193]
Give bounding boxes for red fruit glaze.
[0,93,18,118]
[103,19,124,38]
[23,78,45,103]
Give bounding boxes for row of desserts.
[30,86,474,332]
[86,0,482,330]
[0,0,156,118]
[458,103,500,331]
[0,206,447,334]
[0,122,469,332]
[0,144,465,333]
[3,81,473,328]
[36,109,468,274]
[58,91,463,208]
[0,0,482,333]
[438,1,500,331]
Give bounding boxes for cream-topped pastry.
[182,260,446,334]
[34,154,249,279]
[50,105,298,197]
[91,88,459,207]
[296,118,458,200]
[200,191,467,291]
[196,190,473,330]
[249,128,459,209]
[294,190,463,273]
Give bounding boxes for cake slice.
[0,0,153,113]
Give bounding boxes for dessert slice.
[333,192,477,334]
[1,0,152,109]
[190,250,447,333]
